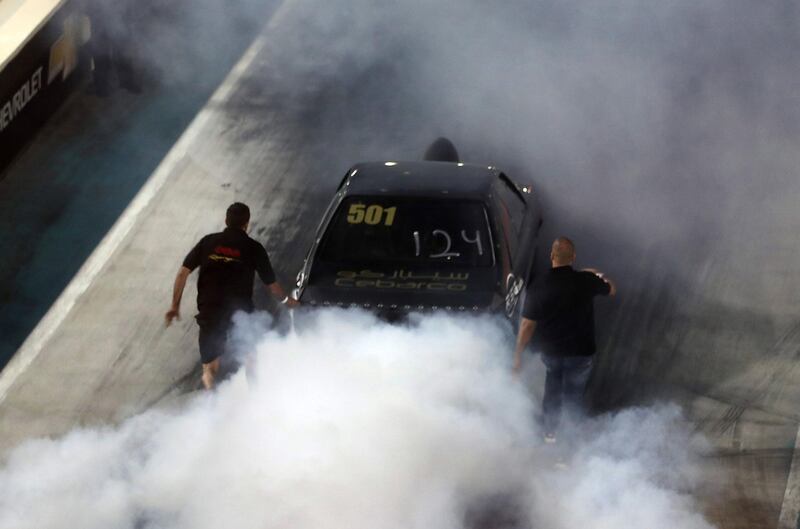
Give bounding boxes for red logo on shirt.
[214,246,241,258]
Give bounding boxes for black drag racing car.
[294,139,543,323]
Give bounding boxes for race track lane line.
[0,0,294,405]
[778,422,800,529]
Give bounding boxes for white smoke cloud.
[0,311,714,529]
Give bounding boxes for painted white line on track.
[778,422,800,529]
[0,0,294,405]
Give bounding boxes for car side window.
[495,174,527,258]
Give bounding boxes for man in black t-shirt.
[165,203,299,389]
[513,237,616,441]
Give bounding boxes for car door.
[494,174,530,320]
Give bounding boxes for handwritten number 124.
[414,230,484,258]
[347,204,397,226]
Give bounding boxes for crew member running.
[165,202,298,389]
[513,237,616,442]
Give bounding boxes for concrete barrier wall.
[0,1,90,174]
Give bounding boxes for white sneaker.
[544,432,557,444]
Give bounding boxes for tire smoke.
[0,311,714,529]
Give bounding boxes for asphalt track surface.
[0,0,279,370]
[0,2,798,528]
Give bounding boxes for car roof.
[341,161,503,199]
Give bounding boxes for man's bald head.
[550,237,576,267]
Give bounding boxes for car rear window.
[318,197,494,267]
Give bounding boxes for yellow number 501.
[347,204,397,226]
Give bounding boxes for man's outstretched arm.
[165,266,192,325]
[583,268,617,297]
[265,281,300,308]
[513,318,537,373]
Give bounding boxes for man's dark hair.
[226,202,250,229]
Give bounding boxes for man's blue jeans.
[541,354,594,433]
